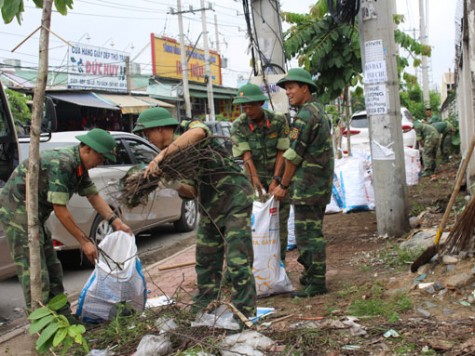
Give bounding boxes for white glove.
[158,179,181,190]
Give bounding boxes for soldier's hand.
[268,180,278,194]
[273,185,288,201]
[82,240,98,265]
[144,159,162,178]
[113,219,133,235]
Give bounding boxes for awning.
[46,92,119,110]
[189,90,233,99]
[137,96,175,108]
[95,93,152,114]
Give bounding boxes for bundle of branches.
[439,196,475,256]
[119,137,233,208]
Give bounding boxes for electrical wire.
[327,0,360,25]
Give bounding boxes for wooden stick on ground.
[158,261,195,271]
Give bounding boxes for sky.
[0,0,459,90]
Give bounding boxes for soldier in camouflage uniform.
[414,121,440,176]
[133,108,256,318]
[431,120,455,163]
[231,83,291,261]
[274,68,334,298]
[0,129,132,310]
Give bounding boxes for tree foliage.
[6,88,31,125]
[0,0,73,24]
[281,1,431,104]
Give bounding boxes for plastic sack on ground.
[76,231,147,323]
[404,147,421,186]
[334,157,372,213]
[252,196,294,296]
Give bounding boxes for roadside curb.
[0,243,196,346]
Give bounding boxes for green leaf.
[35,322,59,350]
[32,0,43,7]
[52,327,68,347]
[54,0,73,15]
[28,307,52,321]
[1,0,23,24]
[47,294,68,311]
[29,315,54,335]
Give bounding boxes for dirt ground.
[2,156,474,355]
[141,155,475,355]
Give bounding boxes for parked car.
[1,130,198,278]
[24,131,198,247]
[0,81,19,281]
[341,107,417,154]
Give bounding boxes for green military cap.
[232,83,268,104]
[76,128,117,162]
[133,107,179,133]
[413,120,422,129]
[276,68,318,93]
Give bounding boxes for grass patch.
[347,288,413,323]
[377,242,423,270]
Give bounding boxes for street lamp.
[77,32,91,43]
[123,42,135,52]
[101,37,115,48]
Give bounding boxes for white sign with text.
[364,83,388,115]
[68,42,129,92]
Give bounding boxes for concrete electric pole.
[358,0,410,236]
[176,0,192,119]
[419,0,430,111]
[200,0,215,121]
[250,0,285,75]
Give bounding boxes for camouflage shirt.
[0,145,98,225]
[176,120,253,212]
[283,98,334,205]
[231,110,290,183]
[415,123,439,145]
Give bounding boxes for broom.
[438,194,475,256]
[410,136,475,272]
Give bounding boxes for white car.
[17,131,198,260]
[341,107,417,154]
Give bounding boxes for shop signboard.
[68,42,129,92]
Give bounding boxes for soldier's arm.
[242,151,263,190]
[273,160,298,201]
[53,204,98,264]
[87,194,132,234]
[269,150,286,193]
[152,126,207,166]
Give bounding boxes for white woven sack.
[252,196,294,297]
[76,231,147,323]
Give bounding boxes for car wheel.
[80,213,115,268]
[174,199,197,232]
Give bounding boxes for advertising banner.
[68,42,128,92]
[151,35,222,86]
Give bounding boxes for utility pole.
[250,0,285,74]
[176,0,192,119]
[419,0,430,111]
[214,14,220,53]
[249,0,288,113]
[358,0,410,236]
[200,0,215,121]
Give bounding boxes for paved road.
[0,224,195,333]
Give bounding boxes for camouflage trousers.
[294,203,326,285]
[194,199,256,318]
[422,140,439,175]
[278,197,291,262]
[0,218,65,309]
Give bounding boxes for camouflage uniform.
[432,121,454,162]
[178,120,257,317]
[283,98,334,288]
[415,123,439,176]
[231,110,291,260]
[0,146,98,308]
